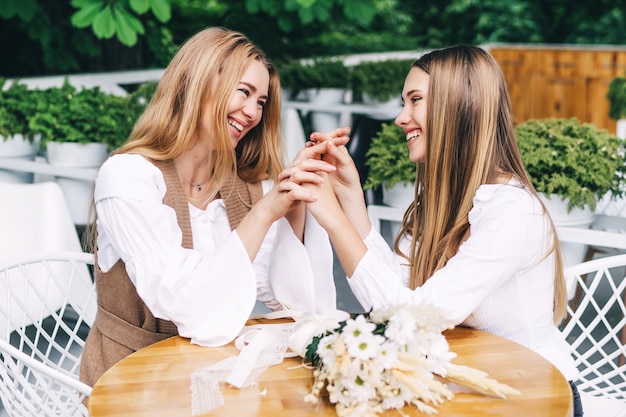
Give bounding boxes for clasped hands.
[277,127,361,229]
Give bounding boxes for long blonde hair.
[117,26,283,182]
[85,27,283,250]
[395,45,567,323]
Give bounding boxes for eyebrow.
[403,88,424,97]
[240,81,268,100]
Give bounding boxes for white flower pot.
[307,88,346,133]
[46,142,108,168]
[0,134,39,183]
[382,182,415,208]
[539,193,595,267]
[382,182,415,240]
[46,141,109,224]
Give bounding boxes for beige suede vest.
[80,159,263,387]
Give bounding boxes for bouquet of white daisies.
[302,303,519,416]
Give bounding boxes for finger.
[292,140,335,164]
[309,127,351,144]
[277,181,319,202]
[283,157,335,175]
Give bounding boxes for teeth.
[406,130,421,141]
[228,120,244,132]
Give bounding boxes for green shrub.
[364,123,415,189]
[607,75,626,120]
[351,59,413,103]
[0,79,46,140]
[515,117,626,211]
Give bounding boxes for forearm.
[322,210,367,277]
[336,187,372,239]
[236,203,274,261]
[284,202,305,242]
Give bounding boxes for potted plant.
[515,117,626,215]
[0,79,46,182]
[607,74,626,138]
[297,57,351,133]
[351,58,413,105]
[28,80,142,224]
[363,122,416,208]
[29,80,135,159]
[298,57,351,97]
[277,58,308,101]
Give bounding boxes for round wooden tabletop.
[88,326,572,417]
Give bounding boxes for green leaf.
[340,0,376,26]
[114,7,139,46]
[277,15,294,32]
[150,0,171,22]
[296,0,317,8]
[129,0,150,14]
[297,7,315,25]
[124,11,145,34]
[0,0,37,20]
[71,2,103,28]
[71,0,97,7]
[93,6,116,39]
[245,0,261,14]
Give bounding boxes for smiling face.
[200,59,270,149]
[395,66,429,163]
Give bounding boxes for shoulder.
[98,153,160,178]
[95,154,166,201]
[469,179,545,228]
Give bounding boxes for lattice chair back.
[561,254,626,417]
[0,251,97,417]
[595,194,626,219]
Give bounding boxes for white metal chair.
[584,195,626,260]
[0,251,97,417]
[0,181,84,265]
[560,254,626,417]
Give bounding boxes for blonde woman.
[306,46,581,416]
[80,27,342,387]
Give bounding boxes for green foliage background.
[364,123,416,190]
[3,0,626,77]
[515,118,626,211]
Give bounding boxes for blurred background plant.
[2,0,626,77]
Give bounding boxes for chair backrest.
[560,254,626,401]
[0,181,83,265]
[0,251,96,417]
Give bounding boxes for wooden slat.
[489,45,626,134]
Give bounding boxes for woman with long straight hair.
[305,45,581,416]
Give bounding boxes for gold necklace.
[175,165,210,192]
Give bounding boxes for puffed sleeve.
[94,154,257,346]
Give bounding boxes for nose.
[242,99,260,121]
[394,105,410,127]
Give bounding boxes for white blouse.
[94,154,336,347]
[348,179,577,380]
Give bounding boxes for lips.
[228,119,244,132]
[406,129,421,143]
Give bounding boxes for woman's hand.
[263,143,346,240]
[307,128,372,239]
[237,155,336,258]
[309,127,363,206]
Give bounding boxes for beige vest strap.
[220,170,263,230]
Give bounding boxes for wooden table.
[88,326,572,417]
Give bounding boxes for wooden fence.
[487,44,626,134]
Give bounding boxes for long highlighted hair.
[395,45,567,324]
[116,26,283,186]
